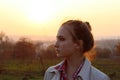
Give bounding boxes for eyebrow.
[56,35,64,38]
[56,35,63,38]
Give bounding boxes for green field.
[0,58,120,80]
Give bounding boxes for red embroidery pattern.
[55,59,84,80]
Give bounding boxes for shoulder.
[45,66,54,74]
[44,66,57,80]
[44,61,64,80]
[45,61,64,73]
[91,66,110,80]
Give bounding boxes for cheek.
[61,42,75,52]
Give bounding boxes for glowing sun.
[25,0,56,23]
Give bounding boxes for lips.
[55,48,60,53]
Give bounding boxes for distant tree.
[0,32,14,63]
[13,37,36,62]
[0,31,5,43]
[95,47,111,58]
[35,41,45,70]
[35,41,44,59]
[44,44,57,59]
[115,42,120,56]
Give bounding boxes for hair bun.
[85,22,92,31]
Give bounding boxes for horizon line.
[5,35,120,41]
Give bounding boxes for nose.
[55,41,59,48]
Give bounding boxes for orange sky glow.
[0,0,120,41]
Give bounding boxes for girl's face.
[55,26,79,57]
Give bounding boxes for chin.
[56,53,61,57]
[56,53,64,57]
[57,54,68,59]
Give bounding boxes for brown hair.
[61,20,94,53]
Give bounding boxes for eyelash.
[59,37,65,41]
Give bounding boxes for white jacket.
[44,59,110,80]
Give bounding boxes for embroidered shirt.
[55,59,84,80]
[44,58,110,80]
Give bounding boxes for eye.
[57,36,65,41]
[59,37,65,41]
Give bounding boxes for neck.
[65,54,85,69]
[65,54,85,80]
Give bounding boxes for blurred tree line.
[0,32,58,64]
[0,32,120,64]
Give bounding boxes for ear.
[74,40,83,49]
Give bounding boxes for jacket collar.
[49,58,91,80]
[78,58,91,80]
[49,60,65,73]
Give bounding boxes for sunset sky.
[0,0,120,41]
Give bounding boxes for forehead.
[57,26,72,39]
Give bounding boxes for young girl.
[44,20,110,80]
